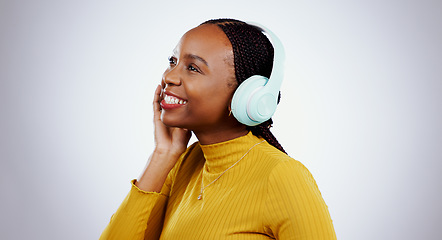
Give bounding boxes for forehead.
[175,24,233,62]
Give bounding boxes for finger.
[153,84,162,120]
[153,84,161,109]
[183,128,192,142]
[176,128,192,143]
[152,85,169,140]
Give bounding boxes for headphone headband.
[247,22,285,93]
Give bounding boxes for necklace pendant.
[197,194,202,200]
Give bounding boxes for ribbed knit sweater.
[100,132,336,239]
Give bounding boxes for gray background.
[1,0,441,239]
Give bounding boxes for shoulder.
[257,143,336,238]
[251,141,318,190]
[255,141,310,176]
[240,138,317,190]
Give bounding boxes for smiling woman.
[100,19,336,240]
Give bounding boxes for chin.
[160,113,185,128]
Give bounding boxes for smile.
[160,93,188,110]
[164,94,187,105]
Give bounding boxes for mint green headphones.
[230,22,285,126]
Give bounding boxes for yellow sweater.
[100,132,336,239]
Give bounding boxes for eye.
[168,56,177,66]
[187,64,200,73]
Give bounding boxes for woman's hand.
[152,84,191,162]
[135,85,191,192]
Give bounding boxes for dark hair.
[201,19,286,154]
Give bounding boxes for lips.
[160,92,187,110]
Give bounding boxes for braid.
[249,119,287,154]
[202,19,273,84]
[201,19,287,154]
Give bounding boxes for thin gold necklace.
[197,140,265,200]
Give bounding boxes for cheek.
[197,87,233,114]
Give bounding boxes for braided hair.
[201,19,287,154]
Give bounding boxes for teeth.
[164,94,187,105]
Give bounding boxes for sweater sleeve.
[264,160,336,240]
[99,143,197,240]
[99,180,169,240]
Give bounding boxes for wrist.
[150,148,182,169]
[153,146,184,159]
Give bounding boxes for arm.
[99,180,169,240]
[137,84,192,193]
[264,160,336,240]
[100,85,191,239]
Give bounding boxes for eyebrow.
[183,53,209,67]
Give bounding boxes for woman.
[100,19,336,239]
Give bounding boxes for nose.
[163,66,181,86]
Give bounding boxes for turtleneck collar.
[198,131,264,173]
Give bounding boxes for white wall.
[1,0,441,239]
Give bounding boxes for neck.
[194,125,248,145]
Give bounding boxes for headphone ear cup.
[248,86,278,123]
[231,75,270,126]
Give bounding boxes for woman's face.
[160,24,239,132]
